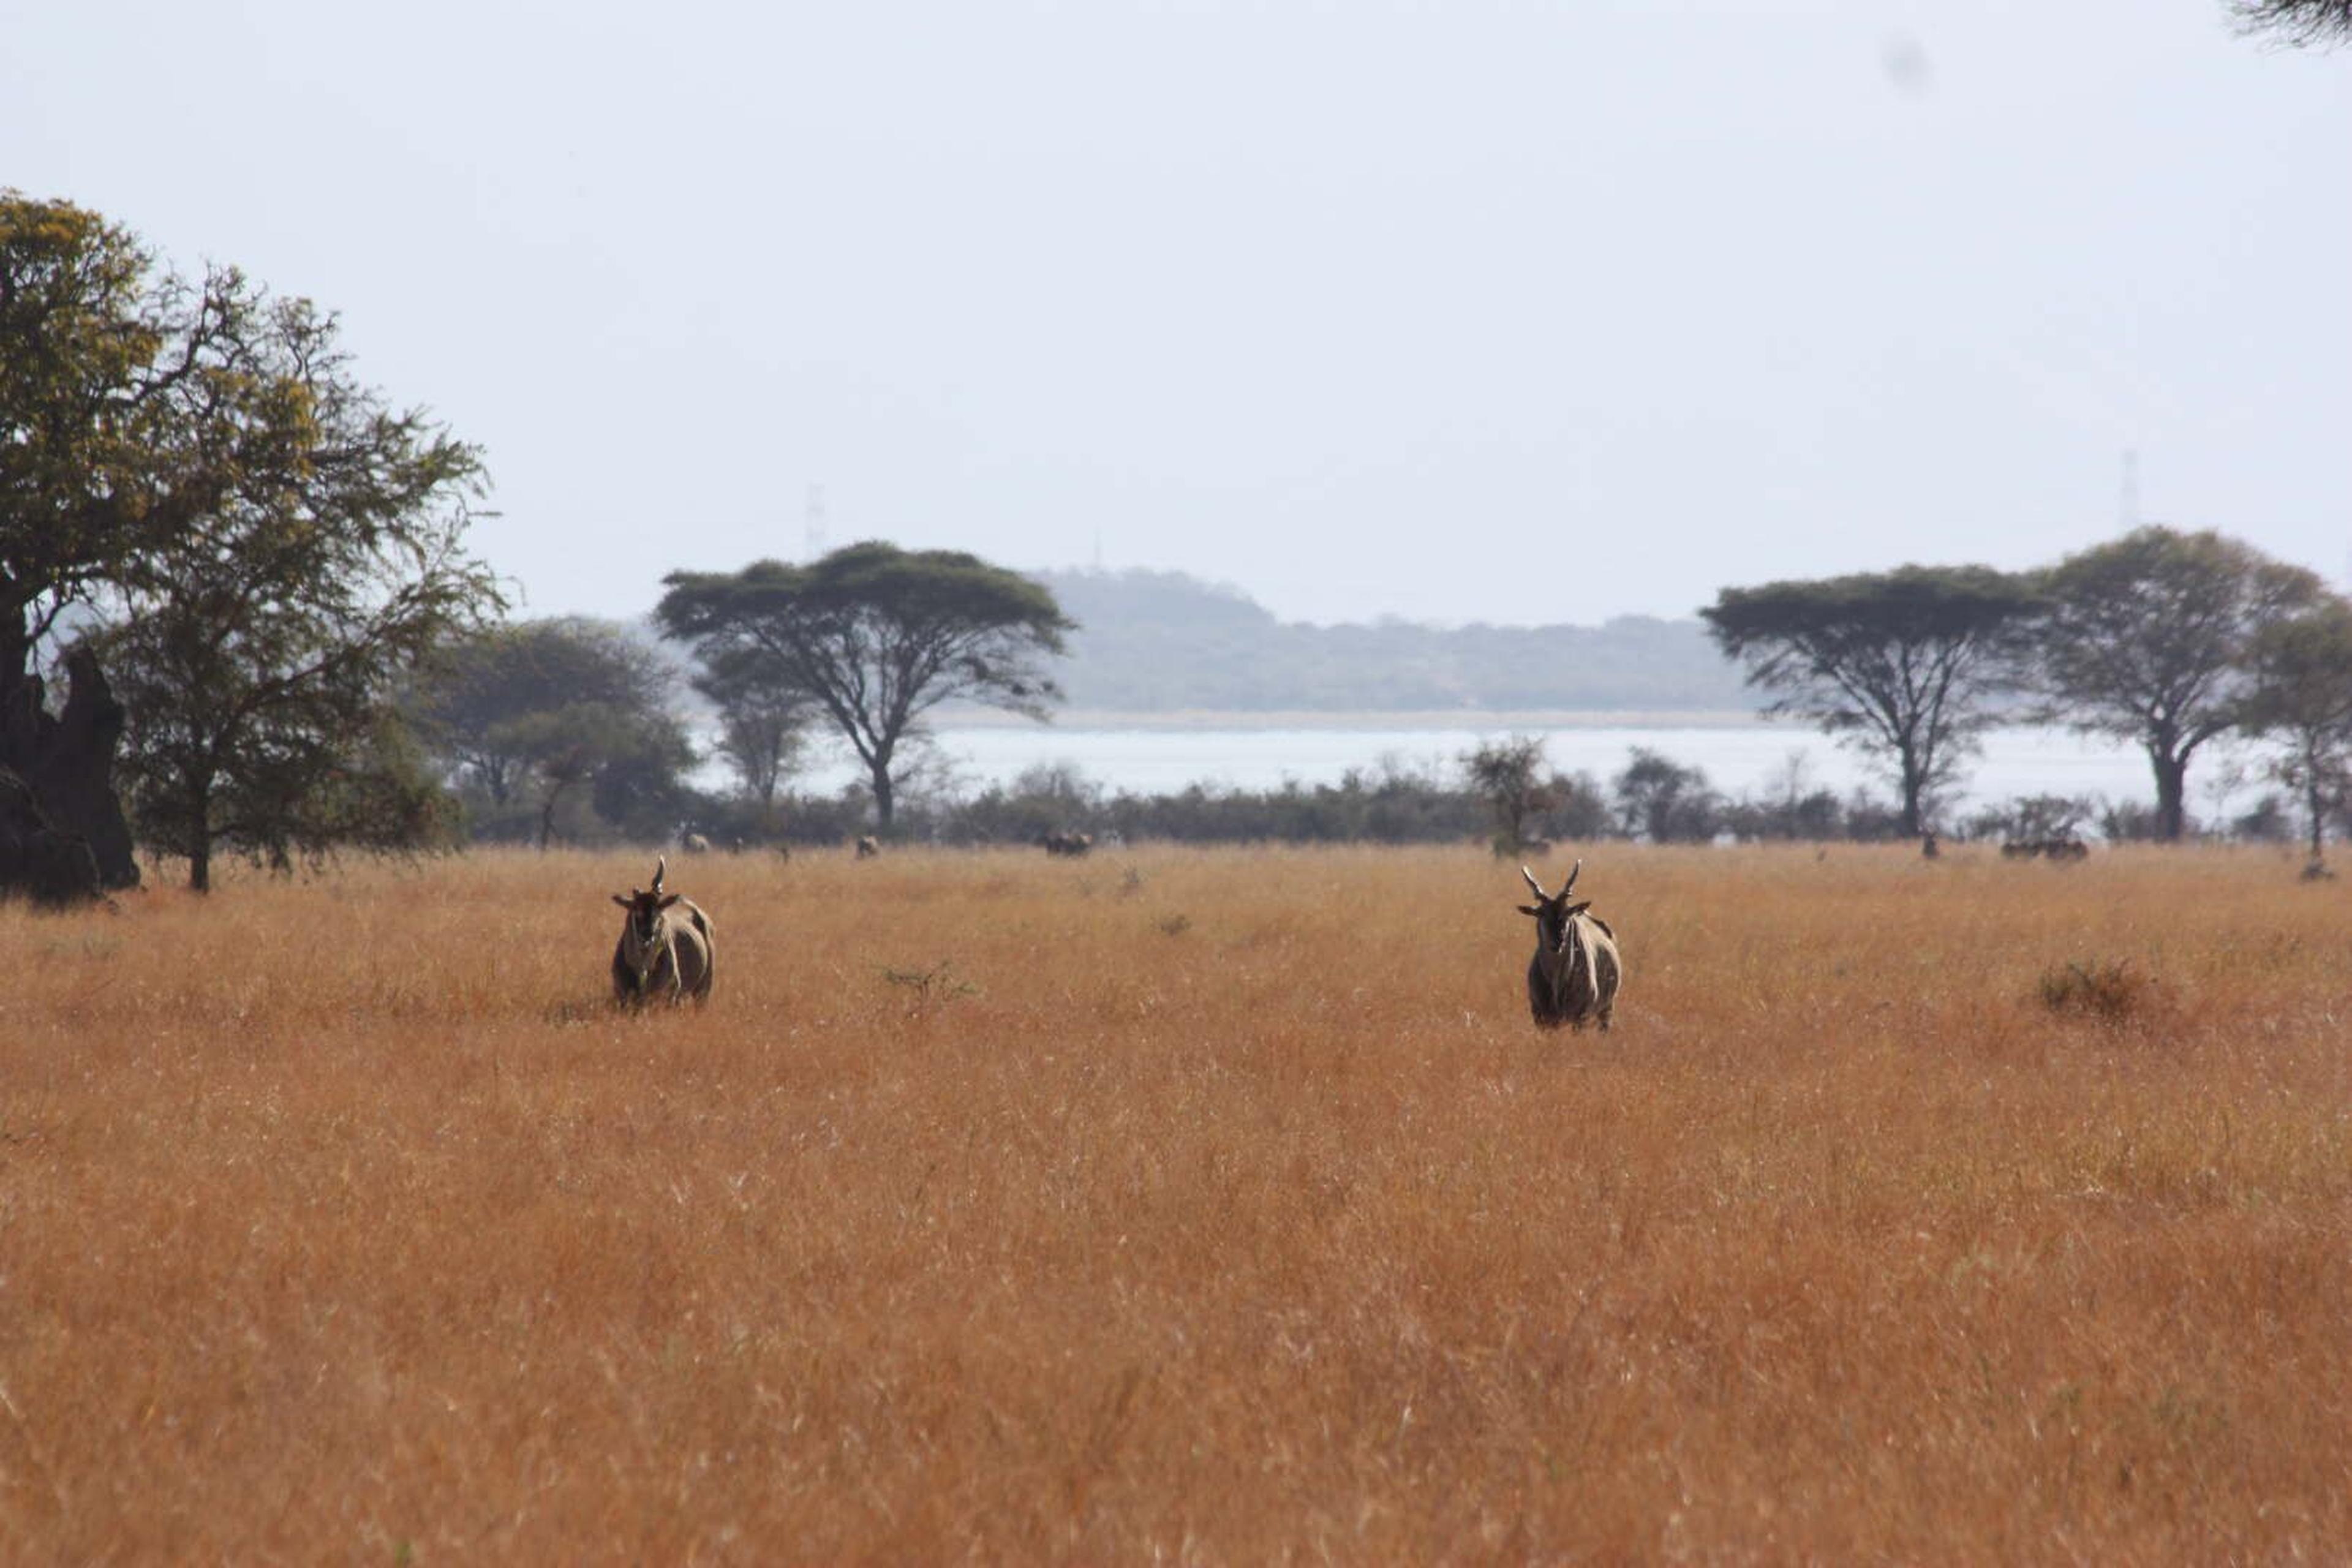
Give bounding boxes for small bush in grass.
[2038,959,2169,1024]
[880,959,980,1006]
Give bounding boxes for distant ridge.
[1023,568,1757,715]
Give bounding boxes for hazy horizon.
[7,1,2346,629]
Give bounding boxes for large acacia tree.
[1702,565,2041,837]
[656,543,1074,831]
[2022,527,2323,842]
[91,279,503,890]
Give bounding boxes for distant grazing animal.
[610,854,715,1006]
[1040,829,1093,858]
[855,835,881,859]
[1517,859,1621,1032]
[680,831,712,854]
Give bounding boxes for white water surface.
[777,720,2280,821]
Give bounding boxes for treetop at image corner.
[2231,0,2352,47]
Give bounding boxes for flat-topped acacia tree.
[1702,565,2041,839]
[655,543,1074,832]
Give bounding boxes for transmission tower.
[804,484,829,562]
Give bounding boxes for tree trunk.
[2149,745,2190,843]
[184,777,214,892]
[2307,769,2326,870]
[0,638,138,898]
[1897,744,1926,839]
[870,761,895,832]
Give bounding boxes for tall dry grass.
[2,842,2348,1561]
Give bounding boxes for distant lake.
[780,717,2282,820]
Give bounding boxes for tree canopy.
[2231,0,2352,45]
[1,194,169,672]
[1613,747,1722,844]
[1459,735,1561,854]
[4,193,504,892]
[2237,598,2352,873]
[91,277,503,889]
[1,192,191,886]
[411,617,695,848]
[692,644,816,822]
[655,543,1074,830]
[2022,526,2323,840]
[1701,565,2041,837]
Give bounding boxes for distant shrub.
[880,960,980,1007]
[2231,793,2296,844]
[2097,799,2166,843]
[2037,959,2169,1025]
[1972,793,2101,844]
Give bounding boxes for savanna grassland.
[2,844,2349,1562]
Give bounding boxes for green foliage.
[2237,598,2352,869]
[410,618,695,847]
[883,755,1613,850]
[1702,565,2041,836]
[691,644,816,813]
[1460,735,1563,851]
[0,194,171,670]
[1613,747,1722,843]
[944,761,1105,846]
[89,273,502,889]
[657,542,1074,828]
[2023,527,2323,839]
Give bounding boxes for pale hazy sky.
[7,2,2346,627]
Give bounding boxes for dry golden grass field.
[4,843,2350,1562]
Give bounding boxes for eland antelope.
[1517,859,1621,1031]
[610,854,715,1006]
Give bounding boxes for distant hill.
[1022,568,1757,714]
